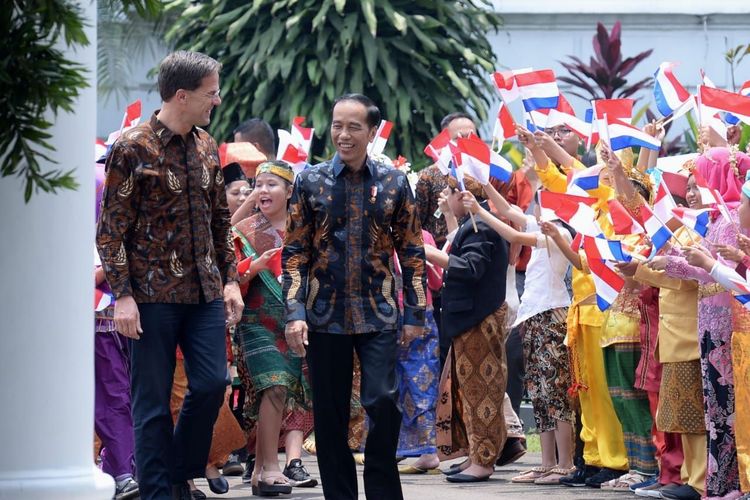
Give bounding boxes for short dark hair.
[440,112,474,130]
[233,118,275,157]
[158,51,221,102]
[333,93,381,128]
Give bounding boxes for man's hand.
[114,295,143,340]
[224,281,244,327]
[401,325,425,346]
[285,320,309,357]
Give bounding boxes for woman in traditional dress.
[432,179,509,483]
[233,161,313,496]
[654,147,750,499]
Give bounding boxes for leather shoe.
[661,484,701,500]
[206,475,229,494]
[172,482,192,500]
[495,438,527,467]
[446,473,491,483]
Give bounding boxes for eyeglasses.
[191,89,221,100]
[546,127,573,137]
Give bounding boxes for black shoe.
[222,452,244,476]
[445,473,491,483]
[495,438,527,467]
[585,467,626,488]
[114,477,139,500]
[206,475,229,494]
[559,465,600,487]
[242,456,255,484]
[190,490,206,500]
[660,484,701,500]
[171,482,191,500]
[283,459,318,487]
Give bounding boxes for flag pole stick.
[469,211,479,233]
[526,111,553,256]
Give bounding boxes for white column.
[0,1,113,498]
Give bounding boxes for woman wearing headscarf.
[654,147,750,499]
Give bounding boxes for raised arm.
[461,191,537,246]
[540,220,582,270]
[481,182,528,227]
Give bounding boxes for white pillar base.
[0,466,113,500]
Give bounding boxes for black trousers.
[307,331,403,500]
[131,300,228,500]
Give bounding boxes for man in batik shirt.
[283,94,426,500]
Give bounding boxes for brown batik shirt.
[282,154,427,334]
[96,113,238,304]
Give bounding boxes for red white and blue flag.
[653,179,678,225]
[456,136,513,183]
[671,207,713,237]
[636,203,674,258]
[727,80,750,125]
[653,62,692,117]
[700,85,750,127]
[607,199,645,235]
[539,191,601,237]
[94,288,114,312]
[515,69,560,112]
[583,235,633,263]
[601,116,661,151]
[584,243,626,311]
[492,67,533,103]
[588,98,634,147]
[567,164,605,196]
[367,120,393,156]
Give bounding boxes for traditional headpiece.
[256,160,295,184]
[221,162,247,186]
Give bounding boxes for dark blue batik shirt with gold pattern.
[282,153,426,334]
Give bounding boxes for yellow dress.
[535,161,628,471]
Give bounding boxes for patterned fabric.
[234,213,311,421]
[664,210,743,499]
[283,153,426,334]
[657,361,705,434]
[521,308,575,432]
[732,324,750,493]
[348,354,366,451]
[97,113,237,302]
[414,165,449,248]
[436,304,508,467]
[604,343,658,475]
[396,308,440,456]
[635,286,662,393]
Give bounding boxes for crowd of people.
[92,49,750,500]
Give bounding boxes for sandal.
[534,466,576,485]
[511,466,553,483]
[252,469,292,497]
[600,472,650,490]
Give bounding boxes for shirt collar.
[150,111,197,146]
[332,153,375,178]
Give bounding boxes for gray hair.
[157,50,222,102]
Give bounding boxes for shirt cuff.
[402,306,425,327]
[285,300,307,323]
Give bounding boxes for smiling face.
[686,175,705,209]
[182,71,221,127]
[546,126,580,155]
[254,172,292,218]
[225,179,250,216]
[330,100,377,168]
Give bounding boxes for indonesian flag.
[456,136,513,184]
[276,129,309,174]
[105,99,142,145]
[492,67,533,103]
[268,247,282,278]
[291,116,314,156]
[539,191,600,236]
[492,101,517,142]
[653,62,692,117]
[515,69,560,112]
[671,207,713,237]
[652,179,678,225]
[424,129,451,163]
[367,120,393,156]
[607,199,645,235]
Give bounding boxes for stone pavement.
[193,452,632,499]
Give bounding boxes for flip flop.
[398,465,440,475]
[511,466,553,483]
[534,467,575,485]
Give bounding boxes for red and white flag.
[699,85,750,126]
[424,129,451,163]
[492,101,517,142]
[367,120,393,156]
[106,99,142,145]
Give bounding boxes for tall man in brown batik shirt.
[96,51,243,500]
[283,94,427,500]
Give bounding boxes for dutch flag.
[607,198,645,235]
[539,191,601,237]
[515,69,560,112]
[636,203,674,258]
[456,136,513,184]
[699,85,750,127]
[653,179,678,225]
[584,245,625,311]
[602,117,661,151]
[671,207,713,237]
[583,235,633,263]
[567,164,605,196]
[653,62,692,117]
[726,80,750,125]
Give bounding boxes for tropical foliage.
[164,0,502,167]
[559,21,653,102]
[2,0,162,202]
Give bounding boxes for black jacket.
[441,213,508,339]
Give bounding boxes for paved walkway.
[194,453,631,499]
